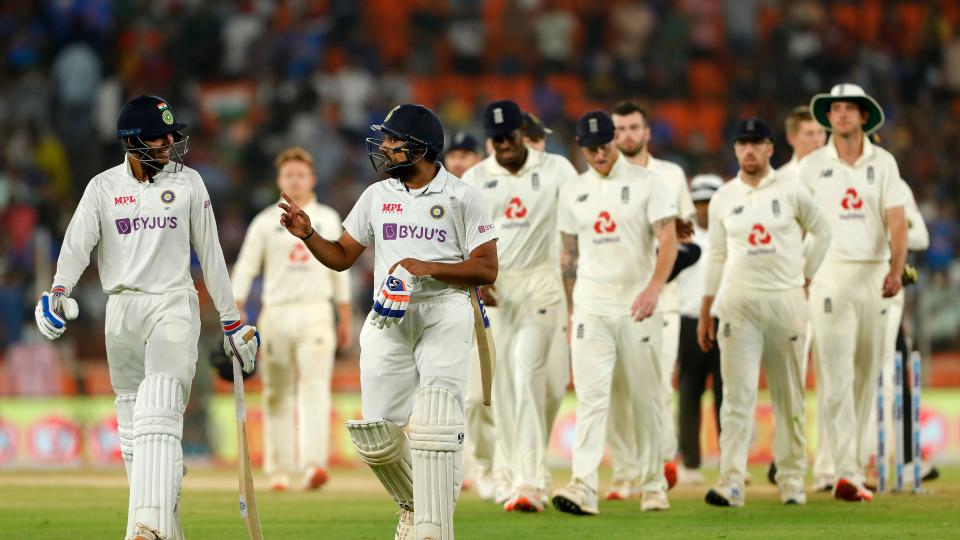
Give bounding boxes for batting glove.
[34,286,79,340]
[222,320,260,374]
[371,266,416,329]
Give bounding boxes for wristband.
[300,228,315,241]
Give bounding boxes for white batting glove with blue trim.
[371,266,416,329]
[34,286,78,340]
[222,320,260,374]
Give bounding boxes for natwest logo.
[114,195,137,206]
[593,211,617,234]
[841,188,863,210]
[289,242,311,263]
[382,203,403,214]
[504,197,528,219]
[747,223,772,246]
[115,216,178,235]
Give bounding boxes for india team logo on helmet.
[157,102,175,125]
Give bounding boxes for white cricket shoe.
[493,472,512,505]
[641,490,670,511]
[811,475,834,493]
[551,479,599,516]
[475,473,497,501]
[779,484,807,505]
[503,486,545,513]
[705,483,745,507]
[395,509,414,540]
[134,523,162,540]
[604,479,634,501]
[678,465,705,485]
[270,473,290,492]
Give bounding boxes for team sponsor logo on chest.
[591,211,619,244]
[503,197,530,228]
[746,223,775,255]
[382,203,403,214]
[840,187,866,220]
[114,195,137,206]
[115,216,178,235]
[382,223,447,243]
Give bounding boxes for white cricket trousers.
[809,261,889,483]
[716,287,807,492]
[570,310,664,493]
[359,293,474,425]
[257,302,336,476]
[489,267,566,491]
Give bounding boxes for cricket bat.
[232,329,264,540]
[449,196,497,406]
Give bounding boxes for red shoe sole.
[664,463,678,490]
[307,469,328,490]
[507,496,542,513]
[834,479,871,502]
[605,492,626,501]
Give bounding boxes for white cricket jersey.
[52,155,241,322]
[776,155,802,182]
[676,224,710,318]
[642,156,693,315]
[704,170,831,296]
[901,183,929,251]
[558,154,679,317]
[461,148,578,271]
[232,198,351,308]
[799,136,908,263]
[343,164,498,300]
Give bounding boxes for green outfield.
[1,466,958,539]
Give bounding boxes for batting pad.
[131,374,185,539]
[115,393,137,536]
[347,419,414,510]
[409,386,465,540]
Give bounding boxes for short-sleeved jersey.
[232,198,351,308]
[558,155,678,316]
[705,171,830,295]
[343,164,498,300]
[52,156,240,322]
[461,148,578,271]
[799,136,908,262]
[648,156,695,221]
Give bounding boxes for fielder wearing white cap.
[461,99,577,511]
[551,111,679,516]
[700,118,831,508]
[231,147,352,492]
[800,83,909,502]
[604,100,697,497]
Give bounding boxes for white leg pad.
[347,419,414,510]
[116,393,137,538]
[131,374,184,539]
[409,386,464,540]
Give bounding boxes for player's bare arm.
[390,239,498,286]
[560,232,578,315]
[279,192,366,271]
[697,295,716,352]
[631,216,679,321]
[883,205,907,298]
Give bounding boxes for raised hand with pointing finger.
[278,192,315,240]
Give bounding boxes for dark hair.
[612,100,649,124]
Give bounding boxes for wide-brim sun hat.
[810,83,885,135]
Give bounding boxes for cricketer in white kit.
[551,111,679,516]
[461,99,578,511]
[231,147,352,492]
[801,84,908,502]
[606,101,696,495]
[699,118,831,507]
[277,104,498,540]
[34,95,259,540]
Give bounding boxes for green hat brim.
[810,93,885,135]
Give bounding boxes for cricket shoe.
[779,484,807,505]
[664,462,678,490]
[604,479,634,501]
[767,463,778,485]
[504,486,545,513]
[134,523,162,540]
[811,475,834,492]
[677,465,705,485]
[475,473,497,501]
[395,509,413,540]
[493,472,512,505]
[834,478,873,502]
[303,466,328,490]
[705,484,745,507]
[641,490,670,511]
[270,474,290,492]
[552,479,599,516]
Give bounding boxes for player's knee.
[134,373,185,440]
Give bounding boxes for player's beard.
[741,159,764,176]
[617,139,645,158]
[388,161,419,182]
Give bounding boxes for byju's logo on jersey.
[382,223,447,243]
[115,216,178,235]
[114,195,137,206]
[504,197,528,219]
[382,203,403,214]
[593,211,617,234]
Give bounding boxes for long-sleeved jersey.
[52,156,241,323]
[231,198,351,308]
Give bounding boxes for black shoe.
[922,466,940,482]
[767,463,777,485]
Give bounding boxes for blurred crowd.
[2,0,960,374]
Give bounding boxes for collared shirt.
[558,155,679,316]
[343,164,498,300]
[643,156,694,315]
[461,148,578,272]
[777,154,802,182]
[232,198,351,308]
[704,170,831,295]
[52,155,241,322]
[799,136,908,262]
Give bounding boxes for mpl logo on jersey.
[382,223,447,243]
[115,216,179,235]
[114,195,137,206]
[592,211,619,244]
[747,223,775,254]
[840,187,866,220]
[381,203,403,214]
